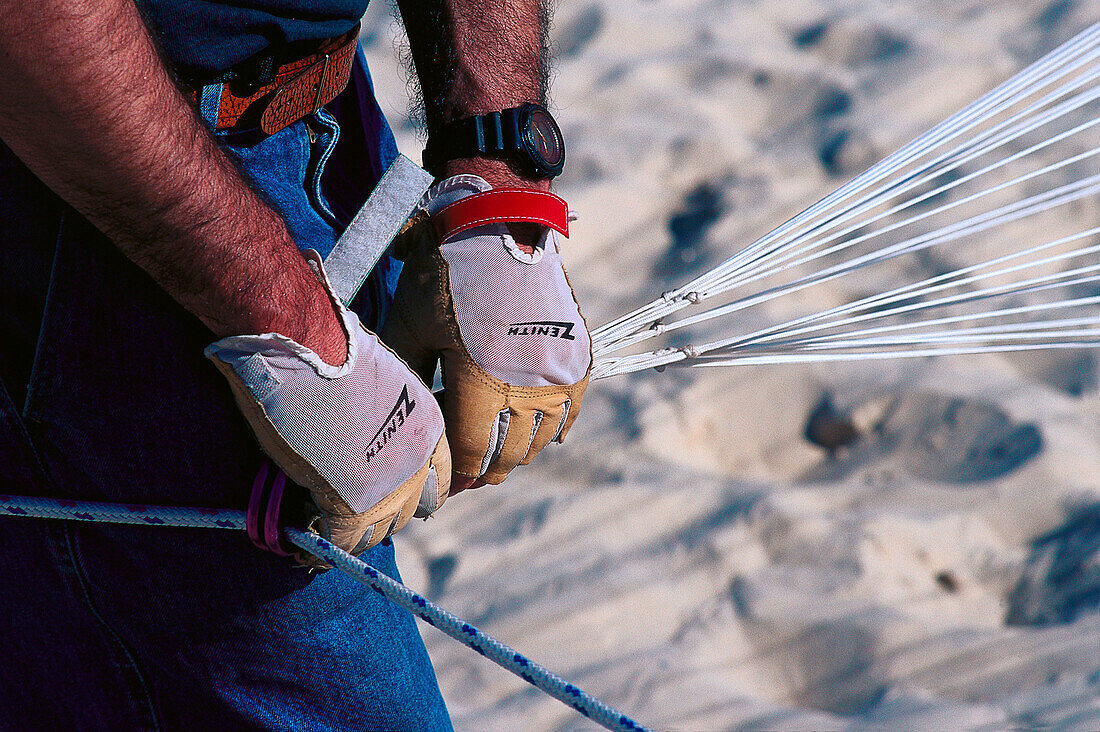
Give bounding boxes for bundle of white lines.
[591,22,1100,378]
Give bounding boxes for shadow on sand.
[1006,502,1100,626]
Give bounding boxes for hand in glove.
[206,251,450,569]
[381,175,591,491]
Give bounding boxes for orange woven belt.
[195,25,359,136]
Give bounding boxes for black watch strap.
[423,104,565,179]
[424,108,524,172]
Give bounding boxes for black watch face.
[525,107,565,174]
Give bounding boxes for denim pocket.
[218,120,340,258]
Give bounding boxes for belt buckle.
[312,52,332,114]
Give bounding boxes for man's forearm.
[0,0,345,363]
[396,0,552,190]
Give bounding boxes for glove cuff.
[203,250,359,380]
[430,188,570,244]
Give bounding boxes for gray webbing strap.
[325,154,435,305]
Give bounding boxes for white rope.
[594,72,1100,355]
[728,280,1100,353]
[697,121,1100,307]
[698,242,1100,354]
[0,494,650,732]
[690,67,1100,303]
[590,22,1100,378]
[663,172,1100,337]
[591,24,1100,351]
[593,182,1100,378]
[686,228,1100,358]
[720,229,1100,350]
[690,341,1100,367]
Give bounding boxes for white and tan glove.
[205,251,450,569]
[381,175,591,488]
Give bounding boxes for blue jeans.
[0,54,452,731]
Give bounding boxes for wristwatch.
[423,103,566,179]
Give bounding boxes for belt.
[193,25,360,136]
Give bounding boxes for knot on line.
[660,290,702,304]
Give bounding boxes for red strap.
[431,188,570,244]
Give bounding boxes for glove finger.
[448,475,484,496]
[376,430,452,538]
[520,406,560,466]
[415,433,452,518]
[350,462,430,554]
[295,436,442,571]
[481,410,538,485]
[303,434,444,566]
[556,390,586,443]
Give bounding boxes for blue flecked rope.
[0,494,649,732]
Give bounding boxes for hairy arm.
[396,0,553,192]
[0,0,346,364]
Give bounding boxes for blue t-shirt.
[137,1,370,82]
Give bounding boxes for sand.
[360,1,1100,728]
